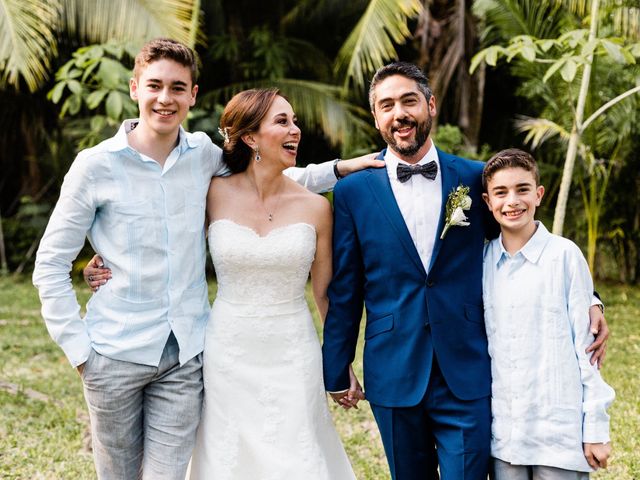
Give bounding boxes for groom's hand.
[330,391,361,410]
[335,153,384,177]
[329,366,366,410]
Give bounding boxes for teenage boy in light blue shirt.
[33,38,381,480]
[481,149,615,480]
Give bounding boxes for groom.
[322,62,608,479]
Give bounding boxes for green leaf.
[48,81,67,104]
[469,51,485,74]
[621,48,636,64]
[67,79,82,95]
[105,90,123,120]
[86,89,109,109]
[68,69,83,79]
[543,58,565,83]
[601,39,625,63]
[521,44,536,62]
[90,115,108,132]
[485,46,499,66]
[560,58,578,82]
[539,40,555,52]
[98,58,128,90]
[67,94,82,116]
[81,60,101,83]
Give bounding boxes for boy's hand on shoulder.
[584,442,611,470]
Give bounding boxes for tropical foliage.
[472,0,640,277]
[0,0,639,281]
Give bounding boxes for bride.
[187,88,363,478]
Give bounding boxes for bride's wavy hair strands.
[219,88,281,173]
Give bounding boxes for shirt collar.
[496,221,552,267]
[384,142,439,180]
[105,119,197,154]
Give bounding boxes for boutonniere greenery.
[440,185,472,240]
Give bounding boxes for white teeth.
[504,210,524,217]
[283,143,298,150]
[155,110,174,115]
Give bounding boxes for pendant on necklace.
[268,213,273,221]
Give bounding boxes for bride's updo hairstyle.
[219,88,281,173]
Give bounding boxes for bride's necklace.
[253,180,285,222]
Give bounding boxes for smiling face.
[483,167,545,236]
[371,74,436,163]
[129,58,198,140]
[249,95,301,169]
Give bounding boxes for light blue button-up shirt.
[482,222,614,471]
[33,120,337,368]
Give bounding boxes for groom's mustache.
[391,119,416,132]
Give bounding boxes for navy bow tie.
[396,161,438,183]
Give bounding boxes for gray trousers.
[493,458,590,480]
[81,333,203,480]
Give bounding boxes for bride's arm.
[310,197,333,322]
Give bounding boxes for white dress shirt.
[483,222,614,471]
[384,144,442,272]
[33,119,337,368]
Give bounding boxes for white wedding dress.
[189,219,355,480]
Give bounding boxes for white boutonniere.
[440,185,472,239]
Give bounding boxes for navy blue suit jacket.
[322,149,493,407]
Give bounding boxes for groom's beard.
[381,114,432,158]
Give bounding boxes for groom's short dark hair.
[369,62,432,111]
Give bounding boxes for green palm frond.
[282,0,367,27]
[201,79,377,156]
[0,0,59,92]
[514,115,571,149]
[555,0,639,39]
[474,0,569,43]
[60,0,201,47]
[609,3,640,40]
[334,0,422,92]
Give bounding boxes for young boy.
[481,148,615,479]
[33,38,379,479]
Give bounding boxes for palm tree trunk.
[552,0,599,235]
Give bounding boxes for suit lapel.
[366,160,427,277]
[428,149,459,272]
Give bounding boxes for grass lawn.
[1,276,638,479]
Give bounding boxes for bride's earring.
[254,147,261,162]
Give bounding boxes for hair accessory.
[217,127,230,146]
[254,147,261,162]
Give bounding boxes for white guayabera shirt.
[33,119,337,368]
[482,221,614,472]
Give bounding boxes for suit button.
[427,280,435,287]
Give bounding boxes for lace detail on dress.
[208,220,316,305]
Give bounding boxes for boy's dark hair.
[482,148,540,191]
[134,38,199,84]
[369,62,432,111]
